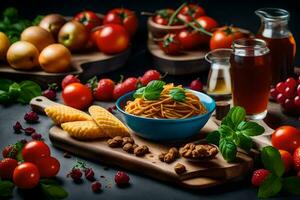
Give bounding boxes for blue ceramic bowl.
[116,89,216,142]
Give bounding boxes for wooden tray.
[0,49,130,88]
[147,35,209,75]
[29,96,275,189]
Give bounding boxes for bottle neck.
[259,19,290,39]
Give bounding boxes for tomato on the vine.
[272,126,300,154]
[62,83,93,110]
[210,26,247,50]
[22,141,51,163]
[159,33,181,55]
[94,79,115,101]
[103,8,138,36]
[178,3,206,22]
[35,156,60,178]
[95,24,129,54]
[194,16,218,44]
[152,9,182,26]
[74,10,102,33]
[13,162,40,189]
[177,29,202,50]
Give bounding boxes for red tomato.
[189,79,203,91]
[35,156,60,178]
[22,141,51,163]
[61,74,80,89]
[152,9,182,26]
[62,83,93,110]
[0,158,18,179]
[195,16,218,44]
[159,33,181,55]
[74,10,102,33]
[272,126,300,154]
[94,79,115,101]
[113,83,126,100]
[279,149,293,173]
[141,70,161,86]
[178,3,206,22]
[13,162,40,189]
[95,24,129,54]
[122,77,139,92]
[293,147,300,171]
[103,8,138,36]
[210,26,247,50]
[177,29,203,50]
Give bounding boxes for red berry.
[2,145,17,159]
[42,89,56,101]
[0,158,18,179]
[24,111,39,123]
[297,85,300,96]
[251,169,270,187]
[114,171,130,186]
[67,168,82,181]
[286,77,297,89]
[276,82,287,93]
[31,133,42,140]
[283,98,295,110]
[85,168,95,182]
[91,181,101,192]
[276,93,286,104]
[62,75,80,89]
[294,96,300,106]
[24,127,36,136]
[94,79,115,101]
[283,87,295,98]
[113,83,126,100]
[141,70,161,86]
[189,79,203,91]
[293,147,300,171]
[122,77,139,93]
[270,88,278,99]
[13,121,23,133]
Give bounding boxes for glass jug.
[205,49,232,99]
[255,8,296,85]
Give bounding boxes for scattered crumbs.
[63,152,71,158]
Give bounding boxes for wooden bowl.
[147,17,186,41]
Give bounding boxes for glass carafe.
[255,8,296,85]
[205,49,232,99]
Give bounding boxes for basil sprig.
[258,146,300,198]
[206,106,265,162]
[0,79,41,104]
[169,88,186,102]
[133,80,165,100]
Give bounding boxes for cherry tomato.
[35,156,60,178]
[22,141,51,163]
[293,147,300,171]
[152,9,182,26]
[103,8,138,36]
[62,83,93,110]
[140,70,161,86]
[194,16,219,44]
[279,149,293,173]
[210,26,246,50]
[122,77,139,92]
[272,126,300,154]
[113,83,127,100]
[178,3,206,22]
[95,24,129,54]
[285,77,297,89]
[0,158,18,179]
[61,74,80,89]
[159,33,181,55]
[189,79,203,91]
[74,10,102,33]
[13,162,40,189]
[94,79,115,101]
[177,29,202,50]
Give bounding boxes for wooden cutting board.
[30,96,270,189]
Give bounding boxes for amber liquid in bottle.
[230,54,272,115]
[257,34,296,85]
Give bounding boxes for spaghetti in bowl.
[116,83,216,141]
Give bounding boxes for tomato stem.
[167,2,187,26]
[180,18,213,37]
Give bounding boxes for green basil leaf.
[133,87,145,98]
[282,176,300,195]
[169,88,186,102]
[14,140,26,162]
[0,90,11,103]
[143,80,165,100]
[0,79,14,91]
[40,179,59,185]
[17,80,41,104]
[228,106,246,128]
[219,138,237,162]
[261,146,285,177]
[8,82,21,99]
[221,116,235,129]
[258,173,282,198]
[219,124,235,138]
[0,180,14,198]
[41,183,68,199]
[236,132,252,152]
[206,131,220,145]
[237,121,265,136]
